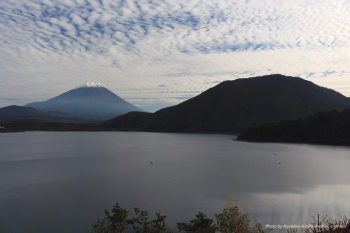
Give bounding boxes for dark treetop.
[237,108,350,144]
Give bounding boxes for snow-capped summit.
[25,83,144,120]
[76,82,103,89]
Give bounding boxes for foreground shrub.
[176,197,265,233]
[92,199,347,233]
[130,208,167,233]
[176,211,216,233]
[215,197,265,233]
[91,203,168,233]
[92,203,129,233]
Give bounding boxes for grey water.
[0,132,349,233]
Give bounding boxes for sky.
[0,0,349,112]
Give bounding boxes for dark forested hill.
[0,105,48,119]
[237,109,350,144]
[103,74,350,133]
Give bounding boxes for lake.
[0,132,349,233]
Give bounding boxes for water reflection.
[0,132,349,233]
[249,185,350,232]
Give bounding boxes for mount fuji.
[25,83,143,121]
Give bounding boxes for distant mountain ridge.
[103,74,350,133]
[0,105,48,119]
[25,83,143,120]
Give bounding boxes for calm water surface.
[0,132,349,233]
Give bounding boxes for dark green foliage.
[177,212,216,233]
[105,203,129,232]
[93,201,348,233]
[92,203,167,233]
[130,208,167,233]
[92,203,129,233]
[237,109,350,144]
